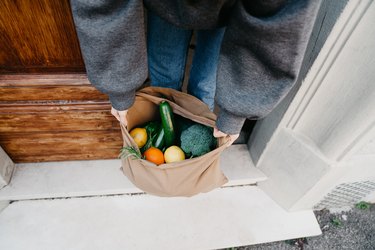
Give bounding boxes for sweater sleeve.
[215,0,321,134]
[70,0,147,110]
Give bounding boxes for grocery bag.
[120,87,229,197]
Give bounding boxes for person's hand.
[213,127,239,147]
[111,107,128,126]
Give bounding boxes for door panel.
[0,74,123,163]
[0,103,118,133]
[0,1,123,162]
[0,0,84,73]
[0,130,122,162]
[0,74,107,101]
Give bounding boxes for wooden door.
[0,0,122,162]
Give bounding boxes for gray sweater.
[71,0,321,134]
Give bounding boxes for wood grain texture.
[0,74,125,162]
[0,74,107,101]
[0,102,112,113]
[0,109,120,133]
[0,0,128,163]
[0,102,122,162]
[0,130,123,163]
[0,86,107,101]
[0,0,84,73]
[0,74,90,86]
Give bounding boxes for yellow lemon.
[164,146,185,163]
[129,127,147,148]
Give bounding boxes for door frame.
[249,0,375,210]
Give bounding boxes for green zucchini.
[153,128,165,149]
[159,101,175,147]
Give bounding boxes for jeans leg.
[188,28,225,111]
[147,11,192,90]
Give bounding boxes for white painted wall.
[355,137,375,156]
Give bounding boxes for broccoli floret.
[180,124,217,157]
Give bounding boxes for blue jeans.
[147,11,225,111]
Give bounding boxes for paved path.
[238,205,375,250]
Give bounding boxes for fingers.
[111,107,120,120]
[228,133,240,146]
[118,110,128,126]
[111,107,128,126]
[213,126,240,147]
[213,127,226,138]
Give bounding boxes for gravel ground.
[225,204,375,250]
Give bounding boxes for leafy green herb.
[142,121,162,152]
[119,146,143,160]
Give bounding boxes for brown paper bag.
[120,87,229,197]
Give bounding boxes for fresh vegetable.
[159,101,176,147]
[174,115,194,145]
[164,146,185,163]
[180,124,217,157]
[144,121,160,136]
[144,147,165,165]
[175,115,194,133]
[153,128,165,149]
[142,121,162,152]
[123,101,217,165]
[129,128,148,148]
[119,146,143,160]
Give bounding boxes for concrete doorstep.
[0,186,321,250]
[0,144,320,249]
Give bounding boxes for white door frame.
[249,0,375,210]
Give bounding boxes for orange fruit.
[164,146,185,163]
[129,127,147,148]
[144,147,165,165]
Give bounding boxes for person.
[71,0,322,145]
[147,11,225,112]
